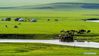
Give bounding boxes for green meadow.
[0,1,99,56]
[0,43,98,56]
[0,9,99,34]
[0,9,99,41]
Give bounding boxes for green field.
[0,1,99,56]
[0,43,98,56]
[0,9,99,34]
[0,9,99,41]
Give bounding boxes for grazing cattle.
[14,25,18,28]
[55,19,58,21]
[47,19,50,21]
[2,18,11,21]
[30,19,37,22]
[5,25,8,28]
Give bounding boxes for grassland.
[0,7,99,56]
[0,9,99,41]
[0,20,99,34]
[0,2,99,56]
[0,9,99,34]
[0,43,98,56]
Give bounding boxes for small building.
[15,18,21,21]
[18,18,24,22]
[30,19,37,22]
[2,18,11,21]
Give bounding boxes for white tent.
[30,19,37,22]
[18,18,24,22]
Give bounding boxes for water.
[83,52,96,55]
[86,20,99,22]
[0,39,99,48]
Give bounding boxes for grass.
[0,43,98,56]
[0,4,99,56]
[0,20,99,34]
[0,9,98,17]
[0,7,99,56]
[0,9,99,41]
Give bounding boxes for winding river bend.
[0,39,99,48]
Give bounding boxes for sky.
[0,0,99,6]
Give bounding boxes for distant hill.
[0,2,99,10]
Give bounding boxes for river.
[0,39,99,48]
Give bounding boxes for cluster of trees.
[60,29,91,35]
[59,29,91,42]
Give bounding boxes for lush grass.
[0,20,99,34]
[0,9,99,18]
[0,9,99,41]
[1,19,99,41]
[0,43,98,56]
